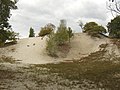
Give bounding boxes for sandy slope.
[0,33,113,64]
[0,37,58,64]
[66,33,108,59]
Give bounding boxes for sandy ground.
[0,37,59,64]
[66,33,108,59]
[0,33,118,64]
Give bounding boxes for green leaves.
[46,20,73,57]
[29,27,35,37]
[39,23,55,37]
[83,22,107,37]
[0,0,18,45]
[107,16,120,38]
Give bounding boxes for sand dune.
[0,33,117,64]
[0,37,58,64]
[66,33,108,59]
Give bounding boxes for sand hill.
[0,33,119,64]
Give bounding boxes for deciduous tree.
[84,22,107,37]
[107,16,120,38]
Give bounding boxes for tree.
[84,22,98,32]
[46,20,72,57]
[67,27,74,43]
[29,27,35,37]
[107,0,120,15]
[83,22,107,37]
[107,16,120,38]
[0,0,18,46]
[38,23,55,37]
[55,20,69,45]
[46,32,58,57]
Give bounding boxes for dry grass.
[31,49,120,89]
[0,55,20,64]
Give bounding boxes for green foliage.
[55,27,69,45]
[39,23,55,37]
[83,22,107,37]
[46,33,58,57]
[0,30,8,43]
[46,20,73,57]
[29,27,35,37]
[67,27,74,43]
[67,27,74,38]
[0,0,18,45]
[107,16,120,38]
[84,22,98,32]
[0,29,19,46]
[0,0,17,30]
[55,20,69,45]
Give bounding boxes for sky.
[9,0,113,38]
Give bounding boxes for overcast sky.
[9,0,113,38]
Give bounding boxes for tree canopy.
[29,27,35,37]
[83,22,107,37]
[0,0,17,30]
[107,16,120,38]
[38,23,55,37]
[0,0,18,46]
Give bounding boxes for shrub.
[67,27,74,43]
[83,22,107,37]
[55,20,69,45]
[0,29,19,47]
[39,23,55,37]
[46,33,58,57]
[55,27,69,45]
[46,20,73,57]
[29,27,35,37]
[107,16,120,38]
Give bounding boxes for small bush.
[83,22,107,38]
[29,27,35,37]
[55,28,69,45]
[39,23,55,37]
[46,20,73,57]
[46,33,58,57]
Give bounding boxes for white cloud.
[9,0,111,37]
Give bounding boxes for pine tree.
[29,27,35,37]
[0,0,18,46]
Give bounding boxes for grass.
[0,53,120,89]
[30,49,120,89]
[0,55,21,64]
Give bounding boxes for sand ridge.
[0,33,112,64]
